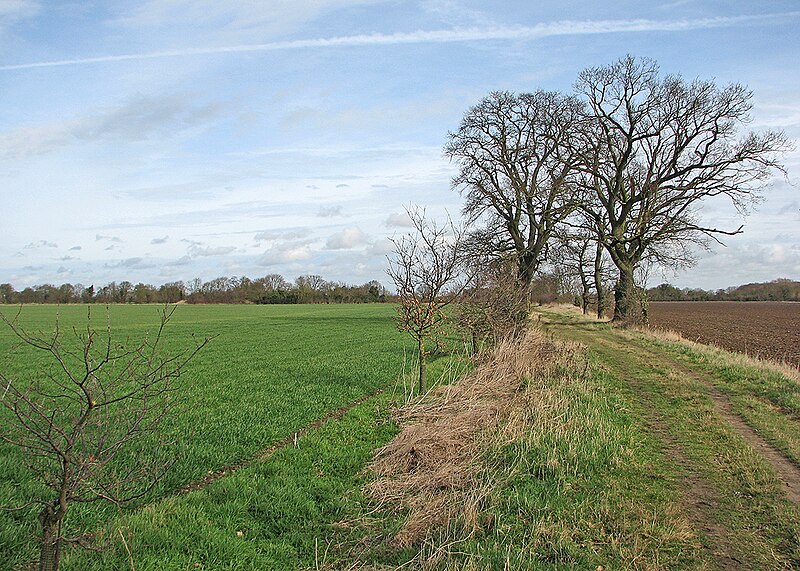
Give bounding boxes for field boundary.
[648,301,800,367]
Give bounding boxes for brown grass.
[364,328,582,549]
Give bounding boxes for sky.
[1,0,798,292]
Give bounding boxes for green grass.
[8,303,796,569]
[325,329,707,570]
[0,304,427,570]
[433,364,702,570]
[62,390,402,570]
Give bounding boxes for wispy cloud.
[96,234,123,243]
[3,13,797,71]
[23,239,58,249]
[385,211,414,228]
[0,94,222,158]
[0,0,39,36]
[186,242,237,257]
[317,205,343,217]
[258,242,313,265]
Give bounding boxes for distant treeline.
[647,278,800,302]
[0,274,391,305]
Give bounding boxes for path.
[539,311,800,570]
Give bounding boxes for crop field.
[648,301,800,367]
[0,303,436,569]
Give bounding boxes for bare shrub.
[0,306,209,571]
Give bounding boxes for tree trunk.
[578,266,590,314]
[594,241,605,319]
[417,337,427,395]
[613,266,647,326]
[517,251,538,296]
[38,503,65,571]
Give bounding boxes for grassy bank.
[327,327,708,569]
[536,307,800,569]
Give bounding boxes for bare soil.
[648,301,800,367]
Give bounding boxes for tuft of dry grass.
[364,328,583,549]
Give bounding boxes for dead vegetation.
[364,327,584,552]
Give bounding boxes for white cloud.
[187,243,237,257]
[325,227,367,249]
[96,234,123,243]
[151,236,169,244]
[23,240,57,249]
[165,255,192,267]
[317,205,343,217]
[385,211,414,228]
[0,94,223,159]
[117,0,380,40]
[0,0,38,35]
[778,201,799,216]
[254,228,310,242]
[258,243,313,265]
[105,257,155,269]
[366,238,394,256]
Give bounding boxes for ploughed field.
[648,301,800,367]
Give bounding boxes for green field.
[0,304,441,570]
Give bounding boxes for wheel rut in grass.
[554,320,800,506]
[177,386,388,496]
[617,334,800,506]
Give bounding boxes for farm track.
[611,332,800,505]
[177,385,389,497]
[541,316,800,569]
[578,331,749,569]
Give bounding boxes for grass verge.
[627,327,800,466]
[332,327,706,569]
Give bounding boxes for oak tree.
[445,90,582,291]
[572,56,790,324]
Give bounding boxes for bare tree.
[387,208,469,394]
[0,306,209,571]
[454,258,529,354]
[552,230,595,314]
[444,90,582,291]
[572,56,791,324]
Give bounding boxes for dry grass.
[364,328,583,549]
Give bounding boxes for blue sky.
[1,0,798,291]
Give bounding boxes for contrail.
[1,13,796,71]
